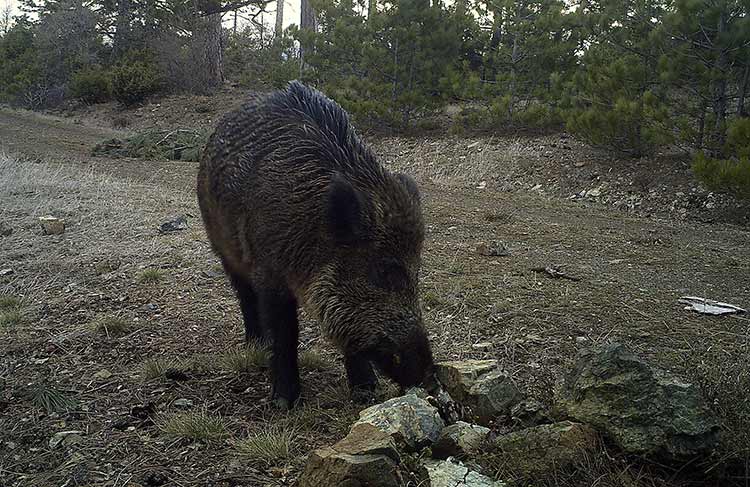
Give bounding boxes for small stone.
[0,222,12,237]
[354,392,445,450]
[555,342,719,460]
[93,369,113,379]
[489,421,598,479]
[476,241,510,257]
[422,459,504,487]
[298,447,399,487]
[49,430,83,449]
[586,186,603,197]
[39,216,65,235]
[436,360,522,425]
[575,336,588,344]
[172,398,194,409]
[158,215,188,233]
[0,268,13,276]
[432,421,490,459]
[472,342,493,350]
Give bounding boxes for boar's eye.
[368,259,409,291]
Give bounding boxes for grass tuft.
[160,410,228,442]
[222,342,271,372]
[138,268,164,283]
[31,385,77,413]
[234,424,296,466]
[299,349,328,371]
[0,295,21,311]
[92,315,130,337]
[0,295,22,327]
[141,358,188,381]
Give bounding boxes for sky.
[3,0,302,30]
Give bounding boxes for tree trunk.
[299,0,318,66]
[192,9,224,93]
[275,0,284,38]
[368,0,376,19]
[710,11,728,154]
[113,0,132,59]
[738,63,749,117]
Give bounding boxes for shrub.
[69,66,111,103]
[111,54,163,106]
[692,153,750,200]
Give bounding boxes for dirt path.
[1,108,749,487]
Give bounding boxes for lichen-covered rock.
[335,423,400,461]
[555,342,719,459]
[39,216,65,235]
[490,421,598,478]
[422,459,505,487]
[432,421,490,459]
[299,448,398,487]
[436,360,522,424]
[355,392,445,450]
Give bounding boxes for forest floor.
[0,92,748,487]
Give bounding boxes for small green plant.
[92,315,129,337]
[138,268,164,283]
[222,342,271,372]
[160,410,228,442]
[31,385,77,413]
[0,295,22,327]
[69,66,112,104]
[234,424,296,466]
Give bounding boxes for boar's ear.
[327,173,365,244]
[395,173,420,204]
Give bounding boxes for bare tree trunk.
[299,0,318,68]
[368,0,376,20]
[113,0,132,58]
[738,63,749,117]
[275,0,284,38]
[192,8,224,93]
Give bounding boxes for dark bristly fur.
[197,81,434,409]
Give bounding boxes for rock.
[39,216,65,235]
[335,423,400,461]
[556,342,719,459]
[354,392,445,450]
[489,421,598,478]
[0,222,12,237]
[476,241,510,257]
[421,459,504,487]
[158,215,188,233]
[299,447,398,487]
[436,360,522,425]
[432,421,490,459]
[172,398,194,409]
[510,399,551,427]
[49,430,84,449]
[472,342,493,351]
[0,268,13,276]
[93,369,113,379]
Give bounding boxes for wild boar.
[197,81,433,409]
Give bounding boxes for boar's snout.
[370,320,434,389]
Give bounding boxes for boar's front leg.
[258,285,301,410]
[345,354,378,403]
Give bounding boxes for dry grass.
[91,314,130,337]
[159,410,228,442]
[221,342,271,372]
[0,295,22,327]
[234,424,297,466]
[299,349,328,371]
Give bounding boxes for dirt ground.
[1,100,749,487]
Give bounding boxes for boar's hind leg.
[345,355,378,403]
[258,286,301,410]
[227,273,267,344]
